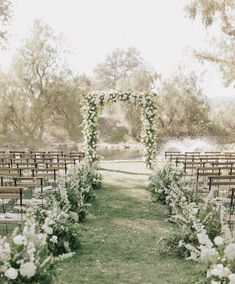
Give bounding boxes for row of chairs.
[0,151,85,164]
[0,150,85,233]
[165,151,235,226]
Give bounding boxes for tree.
[94,47,158,140]
[0,20,89,147]
[0,0,12,46]
[186,0,235,86]
[47,74,92,142]
[212,103,235,140]
[157,70,212,138]
[186,0,235,34]
[0,20,70,147]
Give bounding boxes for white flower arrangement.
[149,163,235,283]
[0,163,99,283]
[0,207,55,283]
[185,220,235,284]
[81,92,157,168]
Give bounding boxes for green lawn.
[57,163,201,284]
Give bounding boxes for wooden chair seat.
[0,213,25,223]
[212,197,231,204]
[0,194,19,199]
[0,199,11,205]
[208,181,235,186]
[33,168,58,172]
[198,172,220,176]
[0,186,23,192]
[32,174,53,179]
[34,185,54,194]
[197,187,209,193]
[16,198,43,206]
[208,175,235,180]
[225,215,235,222]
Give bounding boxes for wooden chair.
[31,168,58,182]
[0,168,22,179]
[208,176,235,192]
[225,188,235,226]
[196,167,221,189]
[0,185,25,233]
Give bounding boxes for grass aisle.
[57,163,200,284]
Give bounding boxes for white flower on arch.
[81,92,157,168]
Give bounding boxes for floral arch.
[81,92,157,169]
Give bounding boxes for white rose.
[200,247,218,261]
[192,208,199,215]
[13,235,24,245]
[181,196,186,202]
[225,243,235,260]
[223,267,232,277]
[19,262,36,278]
[3,242,11,254]
[229,273,235,284]
[210,264,231,278]
[50,235,58,244]
[4,267,18,280]
[38,233,46,243]
[42,224,53,235]
[214,236,224,246]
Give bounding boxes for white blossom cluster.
[0,164,96,283]
[182,213,235,284]
[0,207,53,282]
[168,184,235,284]
[149,163,235,283]
[81,92,157,168]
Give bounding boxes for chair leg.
[229,188,235,227]
[5,222,8,235]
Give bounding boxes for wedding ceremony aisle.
[57,162,201,284]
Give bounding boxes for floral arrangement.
[0,208,55,283]
[36,197,81,256]
[181,209,235,284]
[147,163,184,204]
[66,164,102,221]
[68,164,103,202]
[0,163,101,283]
[81,92,157,168]
[170,201,224,258]
[149,163,235,283]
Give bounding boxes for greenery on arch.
[81,92,157,168]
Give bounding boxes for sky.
[0,0,234,98]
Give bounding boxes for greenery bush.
[35,199,81,256]
[164,203,223,258]
[0,208,56,284]
[147,163,184,204]
[149,163,224,258]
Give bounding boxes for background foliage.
[0,4,234,148]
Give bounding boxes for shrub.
[149,163,224,259]
[161,231,198,258]
[0,164,102,282]
[0,208,56,284]
[51,164,102,222]
[36,197,81,256]
[165,203,224,258]
[147,163,183,204]
[68,164,103,202]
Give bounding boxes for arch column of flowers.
[81,92,157,169]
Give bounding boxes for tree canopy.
[0,0,12,46]
[186,0,235,86]
[157,70,213,138]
